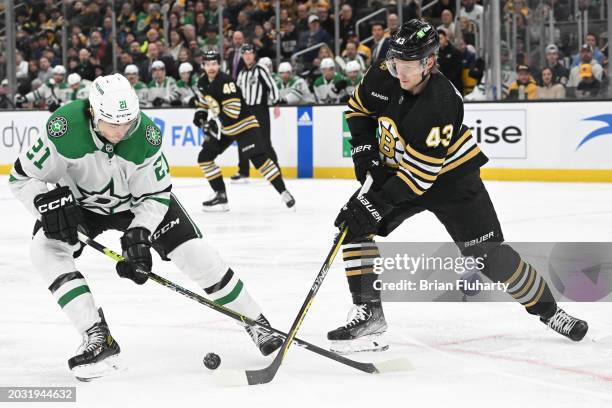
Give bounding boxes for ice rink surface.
[1,175,611,408]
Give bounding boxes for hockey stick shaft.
[76,231,380,374]
[244,176,374,385]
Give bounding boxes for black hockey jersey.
[345,61,488,204]
[196,72,259,136]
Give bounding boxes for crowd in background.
[0,0,609,110]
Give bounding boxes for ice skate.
[541,307,588,342]
[202,191,229,212]
[280,190,296,209]
[327,302,388,354]
[68,309,123,381]
[245,314,283,356]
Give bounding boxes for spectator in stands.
[297,15,331,65]
[437,10,456,40]
[252,24,275,59]
[296,3,310,33]
[572,33,605,67]
[0,79,15,109]
[147,60,179,107]
[536,67,565,99]
[458,17,476,46]
[456,36,478,95]
[437,29,463,93]
[16,51,29,80]
[74,48,95,81]
[336,40,367,73]
[236,10,255,39]
[317,5,335,39]
[276,62,315,104]
[227,31,246,80]
[37,57,53,83]
[89,30,110,70]
[575,64,601,99]
[386,13,399,37]
[339,4,355,43]
[202,25,219,52]
[118,3,137,34]
[544,44,569,85]
[460,0,483,22]
[281,18,298,60]
[370,22,389,63]
[169,30,185,60]
[568,44,603,87]
[430,0,456,19]
[313,58,347,104]
[506,64,537,100]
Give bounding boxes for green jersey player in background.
[8,74,282,381]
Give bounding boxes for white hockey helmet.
[278,62,292,74]
[67,73,81,86]
[89,74,140,134]
[179,62,193,74]
[151,60,165,70]
[345,60,361,73]
[124,64,139,75]
[258,57,273,72]
[320,58,335,70]
[52,65,67,75]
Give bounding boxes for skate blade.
[202,204,230,212]
[230,179,249,184]
[330,333,389,355]
[71,354,125,382]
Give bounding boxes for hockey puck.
[203,352,221,370]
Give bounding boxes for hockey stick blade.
[242,177,375,386]
[76,230,413,381]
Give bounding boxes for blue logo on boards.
[576,114,612,150]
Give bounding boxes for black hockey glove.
[170,99,183,106]
[116,227,152,285]
[332,79,348,93]
[204,119,219,138]
[34,186,83,245]
[351,143,390,190]
[152,97,164,107]
[334,191,392,242]
[193,110,207,128]
[48,101,60,112]
[187,97,196,108]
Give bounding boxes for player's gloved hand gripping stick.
[225,174,408,386]
[76,227,411,382]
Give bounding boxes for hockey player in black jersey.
[329,19,588,354]
[194,50,295,211]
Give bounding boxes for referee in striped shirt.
[234,44,281,182]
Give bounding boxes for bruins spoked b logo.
[145,125,162,146]
[47,116,68,138]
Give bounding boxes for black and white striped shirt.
[236,63,279,106]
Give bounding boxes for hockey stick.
[236,176,383,385]
[76,231,411,378]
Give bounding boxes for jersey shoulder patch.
[114,112,162,165]
[46,100,97,159]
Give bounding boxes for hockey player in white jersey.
[124,64,149,108]
[175,62,200,107]
[17,65,68,111]
[276,62,315,105]
[343,61,363,102]
[8,74,283,381]
[147,60,179,107]
[63,73,90,103]
[313,58,348,104]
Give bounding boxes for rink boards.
[1,100,611,182]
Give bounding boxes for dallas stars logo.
[145,125,162,146]
[47,116,68,138]
[77,179,131,215]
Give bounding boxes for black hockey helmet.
[386,19,439,62]
[203,50,221,63]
